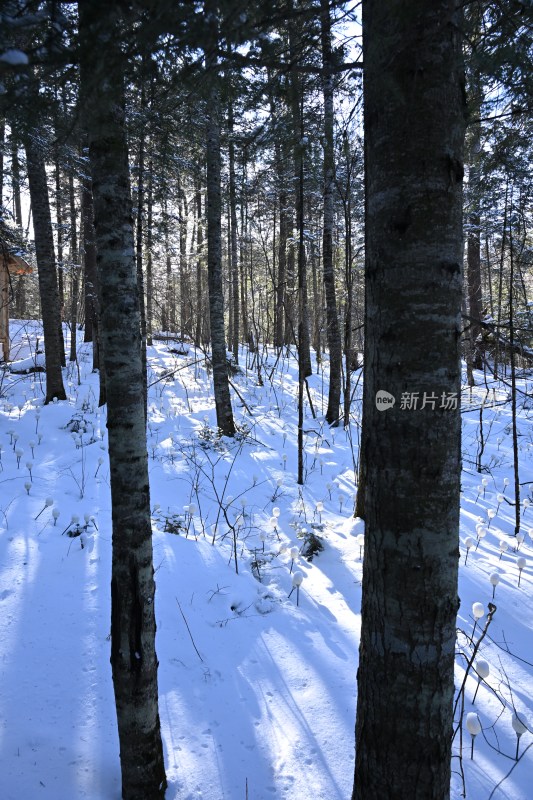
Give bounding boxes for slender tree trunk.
[81,143,98,345]
[68,171,80,363]
[10,137,27,318]
[178,177,189,338]
[146,158,153,346]
[135,83,148,418]
[310,238,321,360]
[466,85,483,379]
[493,183,508,380]
[205,4,235,436]
[194,183,204,347]
[276,175,288,350]
[24,135,67,403]
[79,5,166,798]
[81,148,103,386]
[508,202,521,537]
[162,195,173,333]
[353,2,465,798]
[54,153,65,338]
[228,98,240,364]
[321,0,342,424]
[55,150,67,367]
[239,151,250,348]
[342,139,354,429]
[288,16,312,377]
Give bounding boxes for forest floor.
[1,319,532,800]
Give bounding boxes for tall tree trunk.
[24,135,67,403]
[320,0,342,424]
[205,3,235,436]
[81,149,103,389]
[68,171,80,362]
[146,158,153,346]
[162,195,174,333]
[353,2,465,798]
[508,203,521,537]
[194,182,204,347]
[288,16,312,377]
[79,6,166,799]
[10,137,26,318]
[54,153,66,341]
[342,133,355,430]
[239,150,250,348]
[228,98,240,363]
[178,175,189,339]
[466,79,483,379]
[310,237,321,360]
[81,143,98,350]
[493,183,508,380]
[135,82,148,418]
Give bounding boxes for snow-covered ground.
[1,319,532,800]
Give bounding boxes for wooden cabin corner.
[0,252,32,362]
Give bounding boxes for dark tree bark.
[11,138,23,229]
[79,5,166,798]
[466,83,483,378]
[178,173,189,339]
[134,81,148,418]
[194,182,204,347]
[54,152,66,358]
[68,171,80,363]
[81,142,99,355]
[205,2,235,436]
[288,14,312,378]
[353,2,466,798]
[228,97,240,364]
[320,0,342,425]
[24,135,67,403]
[145,157,154,346]
[10,136,27,318]
[161,193,174,333]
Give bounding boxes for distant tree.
[353,1,466,798]
[24,132,67,403]
[320,0,342,425]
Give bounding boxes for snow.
[1,319,532,800]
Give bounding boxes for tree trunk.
[135,83,148,418]
[205,3,235,437]
[178,176,189,339]
[194,182,204,347]
[54,153,66,352]
[81,142,99,363]
[52,155,66,366]
[68,171,80,363]
[466,85,483,378]
[320,0,342,424]
[24,135,67,403]
[353,2,465,798]
[10,137,27,318]
[342,133,355,430]
[146,158,154,346]
[11,138,23,228]
[79,5,166,798]
[288,16,312,377]
[228,98,240,363]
